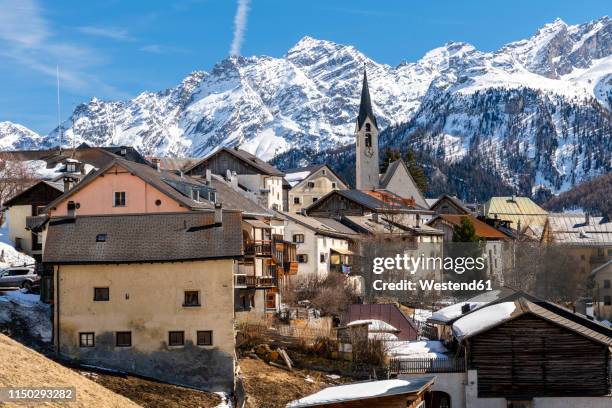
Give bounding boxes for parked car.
[0,266,39,293]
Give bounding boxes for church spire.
[357,66,377,131]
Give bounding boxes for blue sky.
[0,0,609,134]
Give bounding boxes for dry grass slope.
[0,334,141,408]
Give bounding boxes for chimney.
[205,169,212,184]
[214,203,223,225]
[510,194,516,202]
[156,161,161,172]
[180,170,184,179]
[63,176,75,192]
[226,169,232,182]
[230,171,238,188]
[416,213,421,227]
[372,213,379,223]
[585,212,590,225]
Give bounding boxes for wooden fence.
[388,357,465,374]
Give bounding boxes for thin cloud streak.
[77,25,134,41]
[229,0,250,56]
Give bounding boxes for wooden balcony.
[284,261,298,276]
[234,263,277,288]
[244,240,272,257]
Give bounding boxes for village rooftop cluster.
[0,70,610,407]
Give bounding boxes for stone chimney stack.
[205,169,212,184]
[585,212,590,225]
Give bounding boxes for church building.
[354,69,428,210]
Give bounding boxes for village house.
[428,194,474,216]
[483,196,548,239]
[404,289,612,408]
[591,260,612,322]
[285,164,349,214]
[280,211,358,280]
[1,181,64,262]
[541,213,612,277]
[427,214,509,284]
[43,210,241,391]
[185,146,285,211]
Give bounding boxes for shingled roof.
[185,147,284,176]
[43,211,243,264]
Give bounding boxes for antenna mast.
[56,65,62,155]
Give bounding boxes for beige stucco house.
[285,164,349,214]
[591,260,612,322]
[43,211,243,391]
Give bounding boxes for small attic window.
[96,234,107,242]
[365,123,371,132]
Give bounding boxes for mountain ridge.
[1,16,610,198]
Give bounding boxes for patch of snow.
[347,319,398,332]
[386,340,449,359]
[214,392,233,408]
[285,171,311,187]
[452,302,517,339]
[412,308,433,323]
[430,302,487,323]
[369,332,398,341]
[326,374,341,380]
[0,289,51,342]
[287,378,435,408]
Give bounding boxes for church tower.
[355,68,379,190]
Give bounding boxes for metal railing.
[388,357,465,374]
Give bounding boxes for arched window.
[365,133,372,147]
[365,123,371,132]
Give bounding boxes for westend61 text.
[372,279,493,292]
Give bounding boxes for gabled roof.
[43,158,214,213]
[450,290,612,345]
[356,69,377,130]
[209,175,274,217]
[43,211,243,264]
[484,196,548,229]
[147,157,199,171]
[306,189,417,215]
[345,303,418,341]
[378,160,428,209]
[2,180,64,208]
[428,214,508,240]
[279,211,359,239]
[429,194,471,214]
[287,377,435,408]
[544,214,612,246]
[284,164,348,189]
[185,147,284,176]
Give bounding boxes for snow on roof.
[347,319,398,332]
[430,302,487,323]
[28,160,63,180]
[369,332,398,341]
[285,170,311,187]
[386,340,449,359]
[452,302,517,339]
[286,377,435,407]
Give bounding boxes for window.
[293,197,300,204]
[168,331,184,346]
[7,269,29,276]
[322,169,326,175]
[66,162,77,173]
[608,249,612,256]
[183,291,200,307]
[293,234,305,243]
[197,330,213,346]
[307,182,315,188]
[312,197,318,203]
[114,191,126,207]
[604,279,611,289]
[604,296,612,306]
[297,254,308,263]
[331,182,337,189]
[96,234,107,242]
[115,331,131,347]
[365,133,372,147]
[93,287,109,301]
[79,332,95,347]
[365,123,371,132]
[320,253,327,263]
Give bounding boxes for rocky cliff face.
[1,17,610,196]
